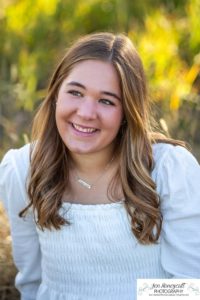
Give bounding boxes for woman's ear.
[121,118,127,126]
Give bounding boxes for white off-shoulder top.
[0,143,200,300]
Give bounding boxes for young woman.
[0,32,200,300]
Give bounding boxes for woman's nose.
[77,98,97,120]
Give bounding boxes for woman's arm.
[0,147,41,300]
[155,145,200,278]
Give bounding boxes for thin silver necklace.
[75,157,114,189]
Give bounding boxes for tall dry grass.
[0,203,20,300]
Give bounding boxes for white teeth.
[73,123,97,133]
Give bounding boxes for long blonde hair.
[20,32,185,244]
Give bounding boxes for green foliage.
[0,0,200,159]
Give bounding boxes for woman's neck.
[70,149,115,176]
[64,149,122,204]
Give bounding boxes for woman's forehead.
[60,59,121,96]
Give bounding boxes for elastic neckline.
[62,200,125,210]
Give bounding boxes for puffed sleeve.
[155,145,200,278]
[0,147,41,300]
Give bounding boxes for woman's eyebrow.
[66,81,85,89]
[66,81,121,101]
[101,91,121,101]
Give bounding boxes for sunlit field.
[0,203,20,300]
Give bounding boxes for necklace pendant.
[77,179,92,189]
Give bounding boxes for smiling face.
[55,60,124,158]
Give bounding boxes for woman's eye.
[100,99,114,106]
[68,90,82,97]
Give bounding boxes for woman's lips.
[72,123,97,133]
[71,123,99,135]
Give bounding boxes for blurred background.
[0,0,199,299]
